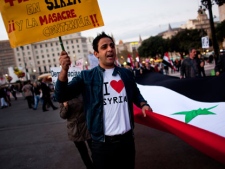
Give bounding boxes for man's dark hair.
[92,32,114,52]
[189,48,195,53]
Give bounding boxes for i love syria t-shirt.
[103,68,131,136]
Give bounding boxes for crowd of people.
[122,49,214,79]
[0,78,58,111]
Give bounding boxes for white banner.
[201,36,209,49]
[50,67,81,87]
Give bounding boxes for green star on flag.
[172,105,217,123]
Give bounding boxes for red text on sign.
[39,9,77,25]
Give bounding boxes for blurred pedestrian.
[196,54,206,77]
[59,94,93,169]
[33,81,42,110]
[180,48,198,78]
[10,84,17,100]
[40,77,58,112]
[22,81,34,109]
[215,51,225,76]
[0,87,8,109]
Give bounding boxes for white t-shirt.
[103,68,131,135]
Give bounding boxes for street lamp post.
[20,46,28,81]
[201,0,225,63]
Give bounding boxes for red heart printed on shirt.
[110,80,124,93]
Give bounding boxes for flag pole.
[59,36,65,51]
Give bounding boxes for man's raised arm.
[58,51,71,82]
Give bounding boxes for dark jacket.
[59,95,91,142]
[180,57,198,78]
[55,65,147,142]
[215,53,225,74]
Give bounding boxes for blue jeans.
[33,95,41,109]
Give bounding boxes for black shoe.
[43,109,49,112]
[53,107,58,110]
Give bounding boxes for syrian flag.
[136,53,140,62]
[127,53,134,68]
[134,73,225,164]
[162,52,176,71]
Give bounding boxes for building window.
[36,56,39,59]
[43,60,45,63]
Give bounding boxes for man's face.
[190,49,197,59]
[94,37,116,69]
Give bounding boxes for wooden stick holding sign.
[59,36,65,51]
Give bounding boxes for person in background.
[0,87,8,109]
[143,61,155,74]
[215,51,225,76]
[40,77,58,112]
[180,48,198,78]
[10,84,17,100]
[22,81,34,109]
[54,32,152,169]
[197,53,206,77]
[59,94,93,169]
[33,81,42,110]
[133,61,143,78]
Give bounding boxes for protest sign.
[50,66,81,87]
[0,0,104,48]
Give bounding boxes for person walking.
[59,94,93,169]
[54,32,152,169]
[10,84,17,100]
[215,51,225,76]
[22,81,34,109]
[180,48,199,78]
[0,87,8,109]
[40,77,58,112]
[196,54,206,77]
[33,81,42,110]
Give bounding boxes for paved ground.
[0,96,224,169]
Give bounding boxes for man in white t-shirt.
[55,32,152,169]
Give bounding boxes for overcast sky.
[0,0,219,43]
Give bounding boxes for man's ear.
[94,51,99,59]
